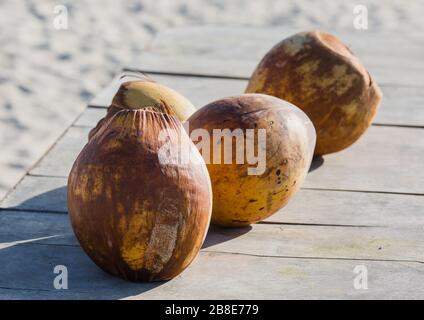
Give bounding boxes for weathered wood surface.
[0,210,423,299]
[2,247,423,299]
[89,71,424,128]
[29,127,90,178]
[127,50,424,90]
[2,174,424,229]
[27,122,424,194]
[74,107,107,127]
[128,52,423,90]
[89,73,246,109]
[272,189,424,227]
[149,26,424,60]
[1,27,424,299]
[0,176,67,213]
[0,210,72,245]
[141,27,424,89]
[304,126,424,194]
[2,210,423,262]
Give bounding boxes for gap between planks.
[7,241,424,265]
[89,70,424,129]
[302,187,424,197]
[0,207,379,228]
[24,171,424,198]
[80,106,424,130]
[123,67,424,89]
[123,67,248,80]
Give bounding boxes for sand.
[1,0,423,199]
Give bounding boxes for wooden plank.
[149,26,424,71]
[0,176,67,213]
[1,206,424,263]
[2,174,424,229]
[141,26,424,87]
[73,107,104,127]
[30,127,90,178]
[0,243,151,300]
[89,74,245,109]
[128,52,424,88]
[0,211,423,299]
[304,126,424,194]
[0,211,73,246]
[149,26,424,61]
[375,86,424,127]
[126,52,252,78]
[129,50,424,84]
[28,122,424,194]
[203,224,424,262]
[89,70,424,127]
[0,248,423,299]
[1,246,423,299]
[268,189,424,227]
[126,254,424,300]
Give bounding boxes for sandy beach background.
[1,0,423,199]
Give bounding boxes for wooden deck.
[1,27,423,299]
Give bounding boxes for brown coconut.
[68,106,212,281]
[246,31,382,155]
[188,94,315,227]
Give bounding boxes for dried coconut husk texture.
[246,31,382,155]
[188,94,315,227]
[68,109,212,281]
[88,80,196,140]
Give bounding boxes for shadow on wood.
[0,240,166,299]
[2,185,68,213]
[202,224,252,249]
[309,156,324,173]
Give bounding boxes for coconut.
[68,90,211,281]
[246,31,382,155]
[89,80,196,140]
[187,94,315,227]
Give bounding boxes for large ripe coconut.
[89,80,196,140]
[188,94,315,227]
[246,31,382,155]
[68,105,212,281]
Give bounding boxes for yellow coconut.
[89,80,196,140]
[188,94,315,227]
[246,31,382,155]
